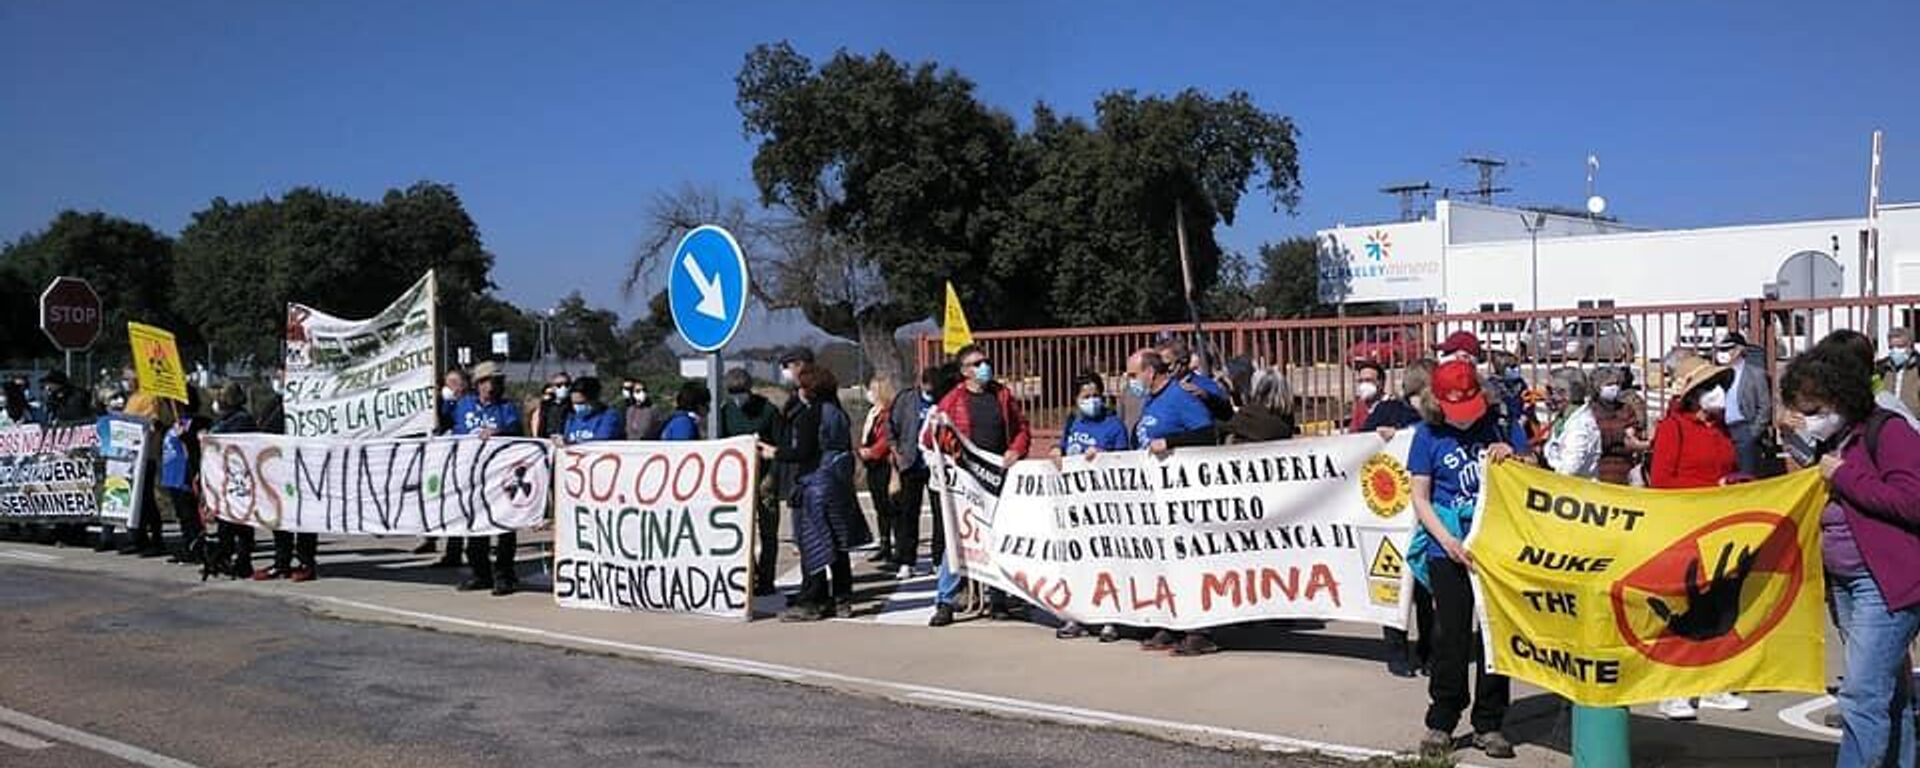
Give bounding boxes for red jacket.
[858,406,891,463]
[934,383,1032,459]
[1650,411,1738,489]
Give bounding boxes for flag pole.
[1174,203,1208,375]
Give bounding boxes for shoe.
[1658,698,1698,721]
[1387,655,1416,678]
[94,538,116,552]
[1698,692,1750,712]
[1141,629,1180,651]
[252,568,287,581]
[896,565,913,581]
[411,541,438,554]
[492,579,517,597]
[1098,625,1121,643]
[752,583,777,597]
[928,604,955,628]
[1171,633,1221,656]
[231,564,255,580]
[118,544,142,555]
[456,578,495,592]
[1419,729,1454,758]
[865,548,891,563]
[288,568,315,583]
[780,604,828,623]
[1473,731,1516,759]
[1056,622,1088,640]
[833,601,854,619]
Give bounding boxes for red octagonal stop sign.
[39,277,103,351]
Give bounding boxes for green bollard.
[1571,705,1631,768]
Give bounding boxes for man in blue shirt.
[1156,336,1233,421]
[1130,350,1217,456]
[452,362,526,596]
[563,377,624,444]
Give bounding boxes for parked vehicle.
[1518,318,1637,362]
[1346,326,1426,368]
[1678,311,1735,354]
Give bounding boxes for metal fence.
[916,295,1920,439]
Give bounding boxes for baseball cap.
[1436,330,1482,359]
[1432,360,1488,424]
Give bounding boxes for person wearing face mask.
[1873,327,1920,418]
[561,377,624,444]
[1156,336,1234,422]
[621,378,662,440]
[1782,346,1920,768]
[1351,360,1387,432]
[1409,360,1519,760]
[1649,354,1751,721]
[856,375,897,566]
[926,344,1033,627]
[1589,367,1649,486]
[886,366,946,580]
[418,366,472,560]
[659,381,710,440]
[1123,348,1222,655]
[761,364,870,621]
[1223,366,1299,443]
[533,373,573,440]
[1045,370,1132,641]
[1714,332,1777,478]
[1365,360,1437,678]
[1364,359,1432,439]
[1538,368,1600,479]
[720,368,782,594]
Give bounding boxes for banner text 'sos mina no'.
[1469,461,1827,707]
[930,418,1420,631]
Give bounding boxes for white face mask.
[441,386,456,402]
[1355,382,1380,402]
[1532,404,1552,423]
[1798,411,1847,445]
[1697,385,1728,413]
[1714,351,1735,366]
[780,368,798,386]
[1599,385,1621,402]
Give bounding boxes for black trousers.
[928,490,946,565]
[465,532,518,584]
[218,520,256,575]
[797,551,853,606]
[130,469,164,547]
[753,489,780,590]
[892,468,928,567]
[165,488,204,547]
[1425,557,1510,734]
[863,461,893,551]
[1382,580,1436,664]
[270,530,318,571]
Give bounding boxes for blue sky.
[3,1,1915,323]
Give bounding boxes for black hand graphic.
[1646,542,1758,641]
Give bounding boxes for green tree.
[0,211,179,365]
[545,292,627,375]
[1253,236,1324,318]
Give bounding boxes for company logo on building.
[1363,230,1392,261]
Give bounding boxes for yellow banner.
[128,322,189,403]
[1469,461,1827,707]
[942,281,973,355]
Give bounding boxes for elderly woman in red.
[1648,353,1751,720]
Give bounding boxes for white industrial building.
[1317,199,1920,317]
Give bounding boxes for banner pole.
[1571,705,1630,767]
[708,351,722,439]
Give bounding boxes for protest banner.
[197,433,552,535]
[96,415,151,527]
[552,437,757,619]
[283,271,438,438]
[928,420,1418,630]
[1468,460,1827,707]
[128,322,189,403]
[0,423,102,522]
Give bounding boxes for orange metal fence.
[915,295,1920,439]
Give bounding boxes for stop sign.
[39,277,103,351]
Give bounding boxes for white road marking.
[307,595,1468,764]
[1777,695,1841,738]
[0,723,54,750]
[0,705,201,767]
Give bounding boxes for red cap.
[1432,360,1488,424]
[1437,330,1482,359]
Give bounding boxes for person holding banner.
[118,366,175,558]
[1049,370,1133,642]
[1362,360,1436,678]
[1781,347,1920,768]
[562,377,625,444]
[416,367,472,563]
[720,368,783,595]
[1411,360,1517,760]
[660,382,710,441]
[1126,348,1224,656]
[928,344,1032,627]
[763,364,870,621]
[209,384,262,580]
[452,362,525,596]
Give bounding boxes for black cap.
[777,347,815,366]
[1722,331,1749,348]
[39,370,69,386]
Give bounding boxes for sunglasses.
[964,358,991,368]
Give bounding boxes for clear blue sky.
[4,1,1915,321]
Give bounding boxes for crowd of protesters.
[5,320,1920,766]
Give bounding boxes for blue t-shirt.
[1184,371,1228,402]
[564,406,624,444]
[1061,411,1131,455]
[1135,383,1214,446]
[159,426,190,490]
[451,396,523,437]
[1408,416,1508,559]
[660,411,701,441]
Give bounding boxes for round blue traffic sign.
[667,225,751,353]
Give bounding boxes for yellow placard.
[942,281,973,355]
[128,322,189,403]
[1469,461,1827,707]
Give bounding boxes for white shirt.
[1544,404,1601,480]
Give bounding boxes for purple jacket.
[1830,411,1920,611]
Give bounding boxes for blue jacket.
[1135,382,1216,446]
[660,411,702,441]
[1061,411,1131,455]
[451,396,523,437]
[563,405,624,444]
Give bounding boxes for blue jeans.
[1828,574,1920,768]
[935,560,963,606]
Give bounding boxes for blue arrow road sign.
[667,225,751,353]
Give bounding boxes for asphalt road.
[0,565,1336,768]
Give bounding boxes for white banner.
[930,422,1418,630]
[552,437,758,619]
[0,424,101,521]
[97,415,151,526]
[283,271,438,438]
[198,433,552,535]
